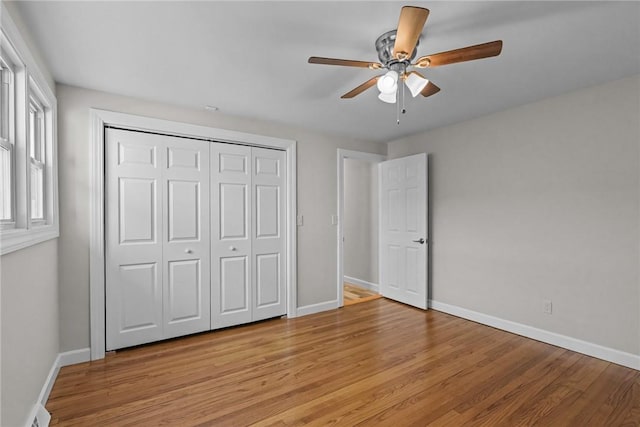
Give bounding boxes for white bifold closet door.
[211,145,286,329]
[105,128,210,351]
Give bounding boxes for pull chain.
[402,79,406,115]
[396,76,407,125]
[396,88,400,124]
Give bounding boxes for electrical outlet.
[296,215,304,226]
[543,299,553,315]
[331,215,338,225]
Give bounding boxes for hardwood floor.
[343,283,381,306]
[48,299,640,426]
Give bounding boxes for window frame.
[0,55,16,228]
[28,90,46,223]
[0,3,58,255]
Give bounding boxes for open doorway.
[337,149,386,307]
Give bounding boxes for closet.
[105,128,286,351]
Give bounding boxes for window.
[0,3,58,255]
[0,57,14,225]
[29,96,45,221]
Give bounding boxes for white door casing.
[379,153,428,309]
[105,129,210,350]
[336,149,386,308]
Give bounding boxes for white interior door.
[211,144,253,328]
[379,153,428,309]
[252,147,286,321]
[106,129,210,350]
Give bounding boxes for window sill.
[0,224,59,255]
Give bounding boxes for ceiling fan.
[308,6,503,114]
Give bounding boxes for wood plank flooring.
[47,299,640,426]
[343,283,381,306]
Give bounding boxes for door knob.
[185,249,193,254]
[229,246,237,251]
[412,238,426,244]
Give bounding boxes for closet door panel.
[166,260,201,322]
[220,255,250,312]
[211,144,253,328]
[252,147,287,321]
[106,129,164,350]
[256,253,280,307]
[163,138,211,339]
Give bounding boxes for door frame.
[336,149,386,307]
[89,109,297,360]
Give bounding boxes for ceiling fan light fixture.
[378,91,397,104]
[405,72,429,98]
[377,70,399,94]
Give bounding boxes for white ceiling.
[13,1,640,143]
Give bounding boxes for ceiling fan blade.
[414,40,503,68]
[421,81,440,98]
[393,6,429,60]
[309,56,382,69]
[341,76,381,99]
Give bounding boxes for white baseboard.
[344,276,379,293]
[36,355,60,410]
[29,347,92,426]
[429,300,640,371]
[296,300,339,317]
[58,348,91,367]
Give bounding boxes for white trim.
[36,355,60,409]
[89,111,105,361]
[89,109,297,360]
[286,143,298,318]
[58,348,91,367]
[430,300,640,371]
[0,226,58,253]
[36,348,91,407]
[336,149,386,308]
[296,300,339,317]
[343,276,379,293]
[89,109,293,149]
[28,348,91,426]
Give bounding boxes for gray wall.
[1,2,59,426]
[1,241,59,427]
[56,84,386,352]
[343,158,378,284]
[387,74,640,355]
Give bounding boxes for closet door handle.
[412,238,425,244]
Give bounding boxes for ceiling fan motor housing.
[375,30,418,69]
